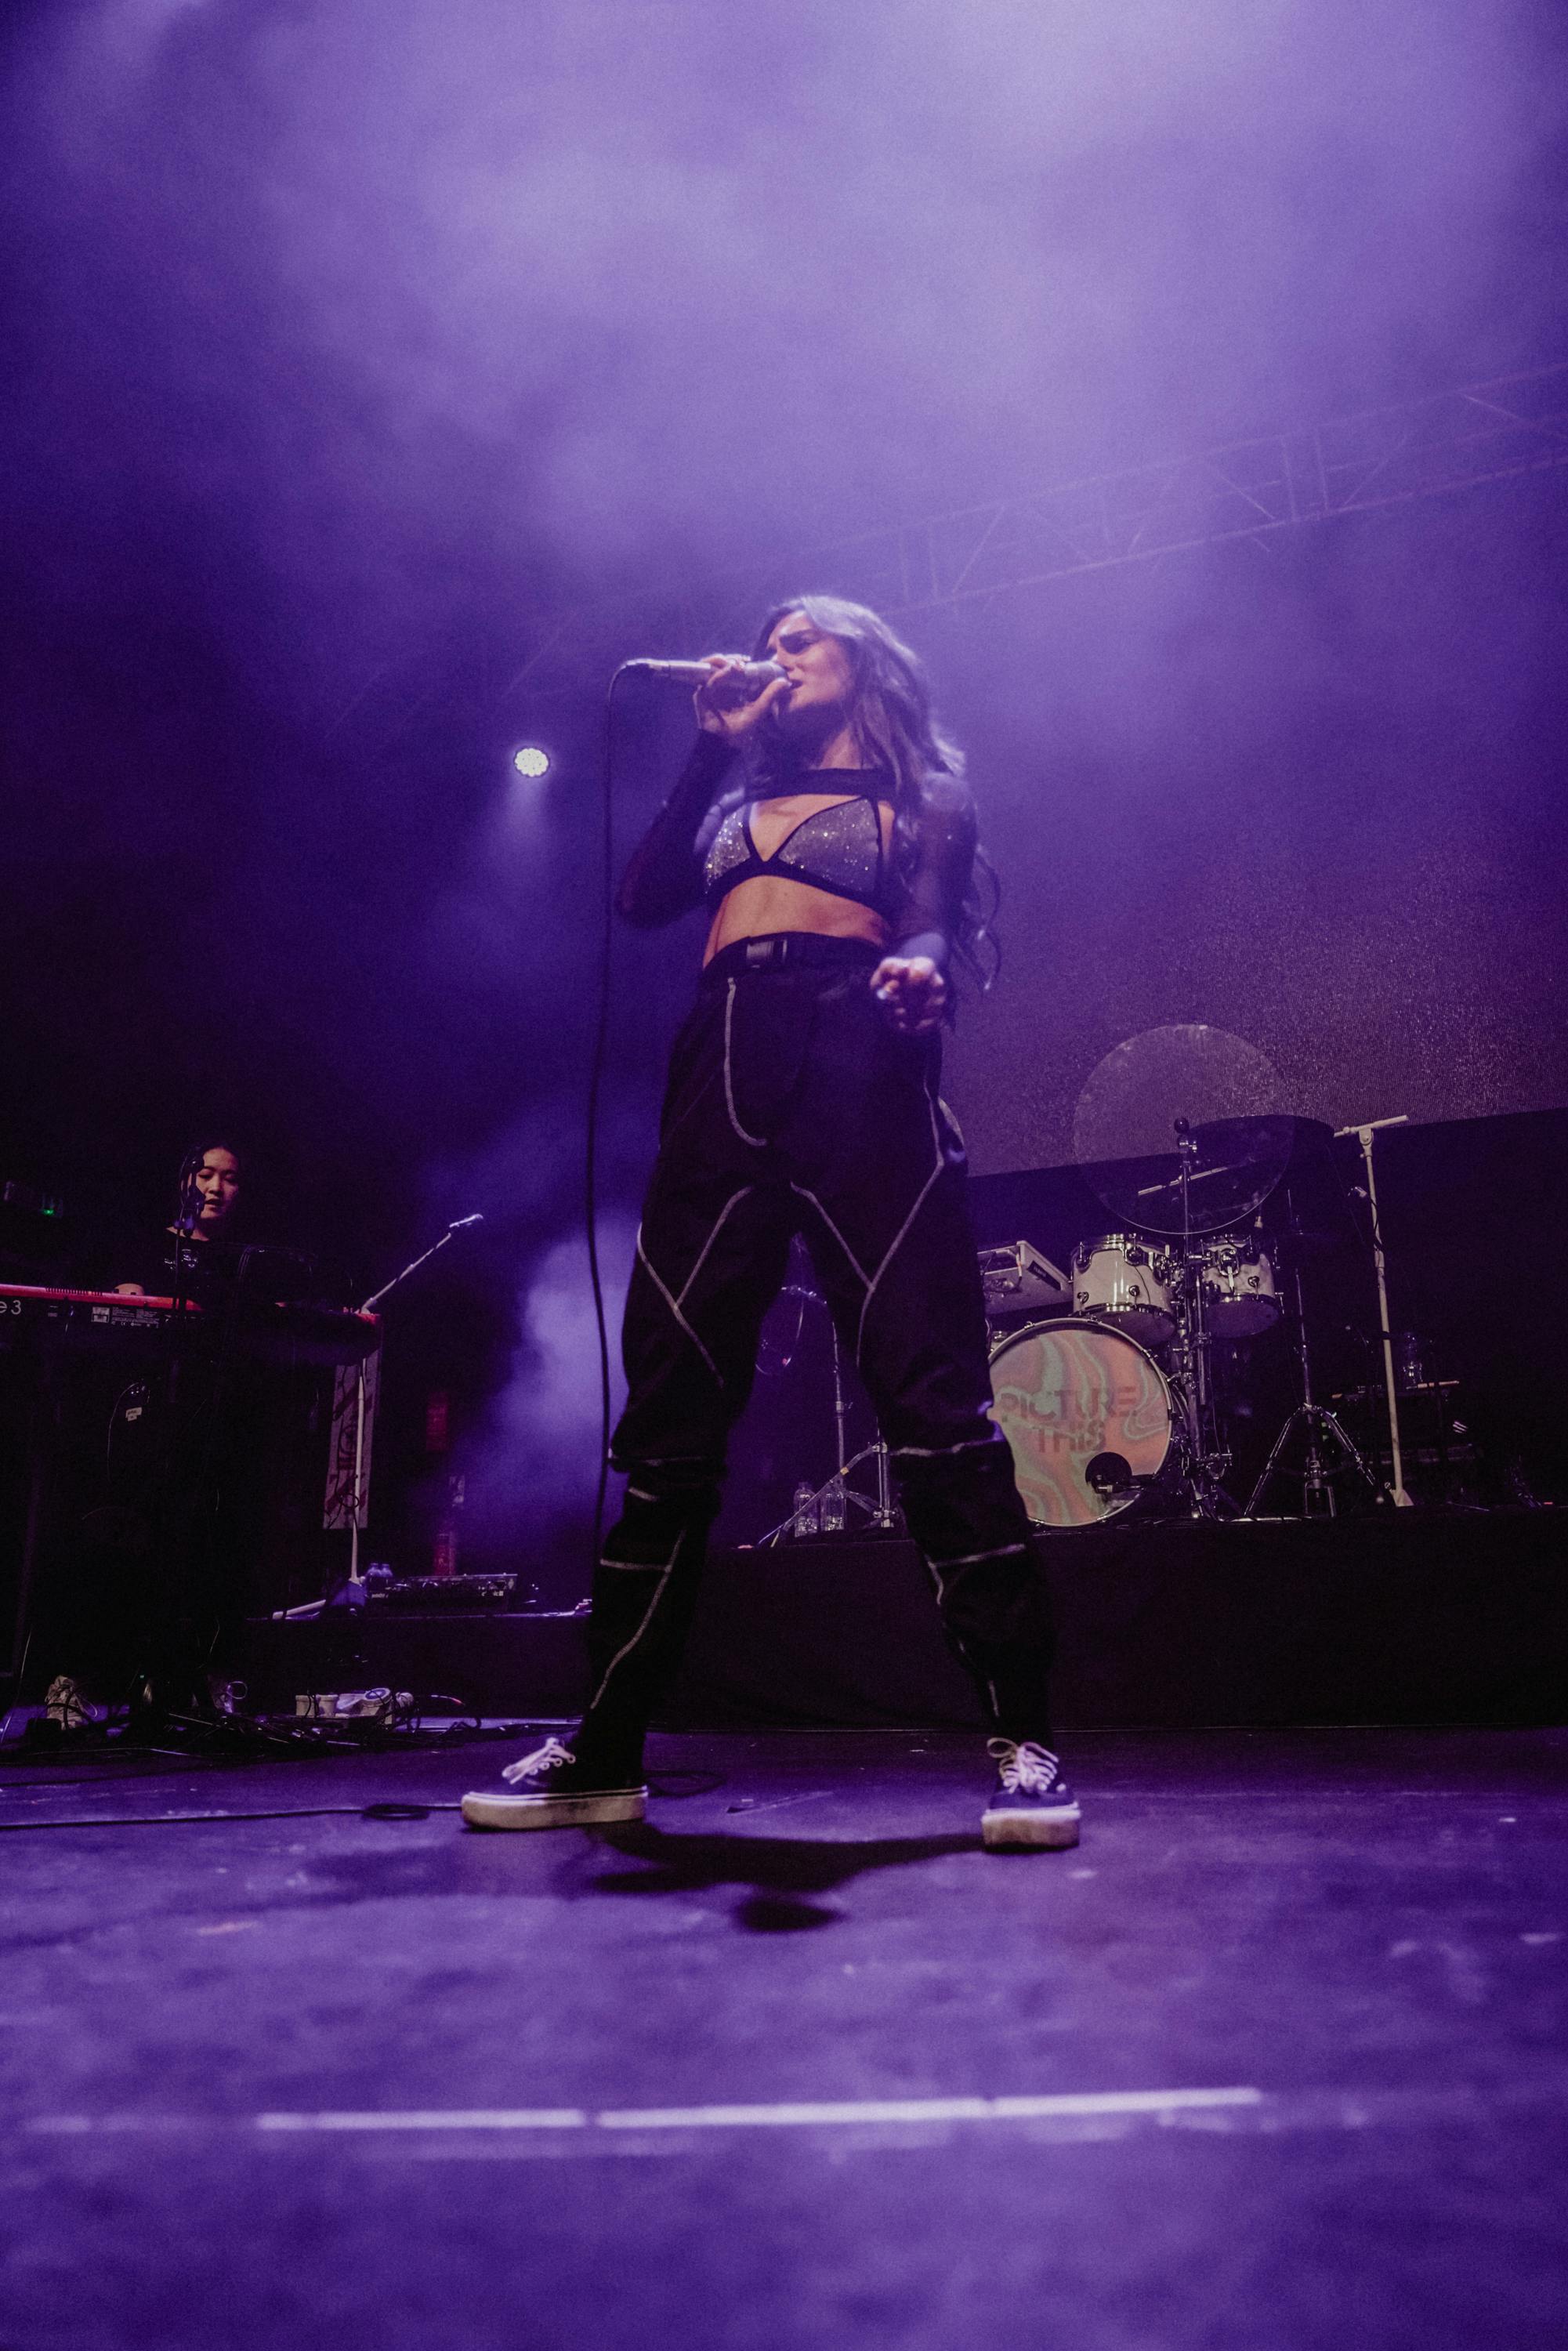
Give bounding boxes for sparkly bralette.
[702,779,896,917]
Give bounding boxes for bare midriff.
[702,792,896,965]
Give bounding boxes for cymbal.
[1074,1024,1287,1161]
[1073,1025,1298,1236]
[1079,1116,1298,1237]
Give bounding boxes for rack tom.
[1070,1233,1175,1347]
[1200,1234,1280,1339]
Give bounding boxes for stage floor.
[2,1724,1565,2349]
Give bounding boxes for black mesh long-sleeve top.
[616,734,976,969]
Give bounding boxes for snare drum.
[988,1317,1177,1528]
[1200,1234,1280,1339]
[1070,1233,1175,1346]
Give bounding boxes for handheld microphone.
[621,657,786,698]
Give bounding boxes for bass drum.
[989,1316,1177,1529]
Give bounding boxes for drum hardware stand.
[759,1440,897,1546]
[1334,1115,1413,1509]
[824,1314,897,1531]
[1244,1242,1381,1518]
[1165,1302,1237,1518]
[759,1313,898,1545]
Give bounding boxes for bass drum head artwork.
[988,1317,1176,1529]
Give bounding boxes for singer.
[464,596,1078,1848]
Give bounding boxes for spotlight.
[511,744,551,779]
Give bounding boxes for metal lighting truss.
[494,361,1568,712]
[321,364,1568,747]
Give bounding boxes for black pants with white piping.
[578,933,1056,1773]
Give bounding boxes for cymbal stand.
[1244,1244,1381,1517]
[1167,1121,1233,1517]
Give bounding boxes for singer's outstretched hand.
[693,654,791,743]
[871,954,948,1035]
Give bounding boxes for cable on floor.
[0,1802,463,1832]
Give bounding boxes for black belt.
[701,933,883,987]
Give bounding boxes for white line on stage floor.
[30,2087,1263,2138]
[258,2088,1266,2132]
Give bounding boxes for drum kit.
[987,1023,1387,1531]
[761,1027,1392,1543]
[985,1172,1287,1531]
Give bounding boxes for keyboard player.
[112,1138,244,1305]
[26,1138,253,1735]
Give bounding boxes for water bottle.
[791,1481,818,1539]
[819,1475,846,1534]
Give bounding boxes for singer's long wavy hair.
[737,593,1000,994]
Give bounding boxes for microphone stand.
[161,1156,206,1555]
[166,1154,203,1402]
[1334,1115,1413,1509]
[139,1159,217,1722]
[345,1216,484,1589]
[273,1214,485,1622]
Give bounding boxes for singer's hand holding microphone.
[620,651,791,740]
[691,653,791,742]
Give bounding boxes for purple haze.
[0,0,1564,1571]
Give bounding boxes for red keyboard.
[0,1285,379,1366]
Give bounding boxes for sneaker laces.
[501,1736,576,1788]
[45,1676,90,1730]
[987,1737,1061,1795]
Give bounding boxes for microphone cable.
[584,665,639,1567]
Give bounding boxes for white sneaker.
[981,1740,1081,1850]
